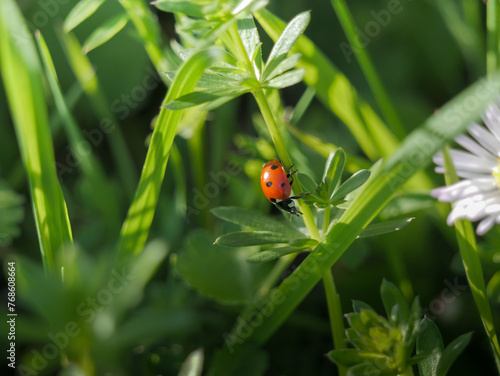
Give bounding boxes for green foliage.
[164,12,310,110]
[2,0,500,374]
[0,0,73,273]
[82,13,129,53]
[328,281,469,376]
[0,180,24,245]
[176,230,272,304]
[417,318,472,376]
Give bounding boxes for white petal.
[468,124,500,157]
[482,104,500,142]
[477,215,496,235]
[432,149,496,173]
[455,134,496,159]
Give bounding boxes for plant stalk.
[329,0,405,140]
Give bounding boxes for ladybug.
[260,159,307,216]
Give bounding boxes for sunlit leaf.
[82,13,129,53]
[64,0,106,32]
[262,11,310,80]
[357,218,414,239]
[264,69,304,89]
[176,230,272,304]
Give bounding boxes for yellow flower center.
[493,160,500,186]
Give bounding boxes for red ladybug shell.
[260,159,291,201]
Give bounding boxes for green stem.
[329,0,405,140]
[487,0,500,76]
[443,146,500,373]
[322,260,347,376]
[322,206,331,236]
[253,90,320,240]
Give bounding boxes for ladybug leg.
[275,198,302,216]
[289,192,309,200]
[286,168,298,185]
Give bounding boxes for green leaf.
[165,87,248,110]
[213,73,500,371]
[436,332,472,376]
[153,0,218,17]
[0,0,73,273]
[262,11,310,80]
[215,231,296,247]
[323,148,345,194]
[289,238,318,247]
[487,271,500,304]
[346,313,369,335]
[247,246,303,263]
[0,181,24,245]
[113,240,168,312]
[405,297,421,344]
[345,328,365,350]
[346,363,393,376]
[352,300,376,314]
[211,206,302,236]
[417,318,444,376]
[264,69,304,89]
[327,349,391,367]
[296,172,318,194]
[380,280,410,329]
[357,218,414,239]
[117,49,218,258]
[82,13,129,53]
[237,16,262,76]
[265,53,301,81]
[64,0,106,32]
[379,192,436,220]
[178,348,204,376]
[331,170,370,201]
[176,230,273,304]
[35,31,121,231]
[197,72,242,88]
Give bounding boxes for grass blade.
[330,0,405,140]
[35,30,121,231]
[0,0,73,273]
[214,74,500,368]
[442,146,500,372]
[82,13,129,54]
[487,0,500,75]
[254,8,397,161]
[117,49,217,259]
[57,30,138,199]
[64,0,106,32]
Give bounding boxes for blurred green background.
[1,0,498,375]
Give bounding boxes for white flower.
[432,102,500,235]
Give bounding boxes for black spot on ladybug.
[271,165,279,170]
[266,181,273,187]
[281,183,286,187]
